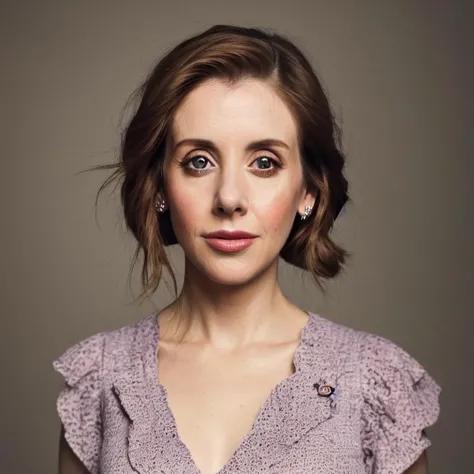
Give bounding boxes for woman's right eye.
[178,154,213,175]
[187,155,209,170]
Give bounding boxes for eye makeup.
[178,153,283,177]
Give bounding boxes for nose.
[212,164,248,218]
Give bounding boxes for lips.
[202,230,259,239]
[202,229,258,253]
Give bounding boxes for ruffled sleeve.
[359,332,441,474]
[53,332,106,474]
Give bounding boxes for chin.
[187,252,274,287]
[207,275,257,287]
[204,263,262,286]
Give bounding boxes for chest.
[157,341,299,474]
[101,337,366,474]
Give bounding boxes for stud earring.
[155,197,166,213]
[300,205,313,220]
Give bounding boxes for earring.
[155,197,166,213]
[300,205,313,220]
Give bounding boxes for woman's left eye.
[253,156,280,171]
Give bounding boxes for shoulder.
[52,313,158,474]
[358,328,441,472]
[53,312,158,383]
[309,313,441,474]
[102,313,158,373]
[308,311,439,383]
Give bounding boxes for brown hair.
[91,24,351,303]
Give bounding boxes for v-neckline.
[150,310,314,474]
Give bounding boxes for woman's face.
[163,78,315,285]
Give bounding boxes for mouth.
[202,230,259,239]
[202,230,259,253]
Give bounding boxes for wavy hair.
[90,24,351,303]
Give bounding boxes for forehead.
[170,78,299,146]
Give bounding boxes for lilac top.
[53,311,441,474]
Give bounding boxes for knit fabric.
[53,311,441,474]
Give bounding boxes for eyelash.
[178,153,282,177]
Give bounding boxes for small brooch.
[313,382,340,405]
[313,382,335,397]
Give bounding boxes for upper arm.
[404,450,429,474]
[58,425,90,474]
[53,332,106,474]
[359,332,441,473]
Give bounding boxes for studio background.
[1,1,473,473]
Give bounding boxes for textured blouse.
[53,311,441,474]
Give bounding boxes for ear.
[297,186,317,217]
[155,192,168,212]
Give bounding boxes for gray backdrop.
[1,1,473,473]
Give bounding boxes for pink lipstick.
[202,230,258,253]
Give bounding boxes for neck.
[160,257,303,349]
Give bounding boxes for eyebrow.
[172,138,290,153]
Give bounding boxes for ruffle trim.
[360,333,441,474]
[53,332,105,474]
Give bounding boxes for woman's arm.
[58,425,89,474]
[404,450,429,474]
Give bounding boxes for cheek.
[253,169,303,234]
[174,197,200,226]
[258,193,296,234]
[167,185,204,233]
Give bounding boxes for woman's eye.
[180,154,280,175]
[252,156,281,175]
[254,156,276,170]
[186,155,211,170]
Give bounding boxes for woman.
[53,25,441,474]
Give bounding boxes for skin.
[58,426,88,473]
[58,77,429,473]
[164,79,312,283]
